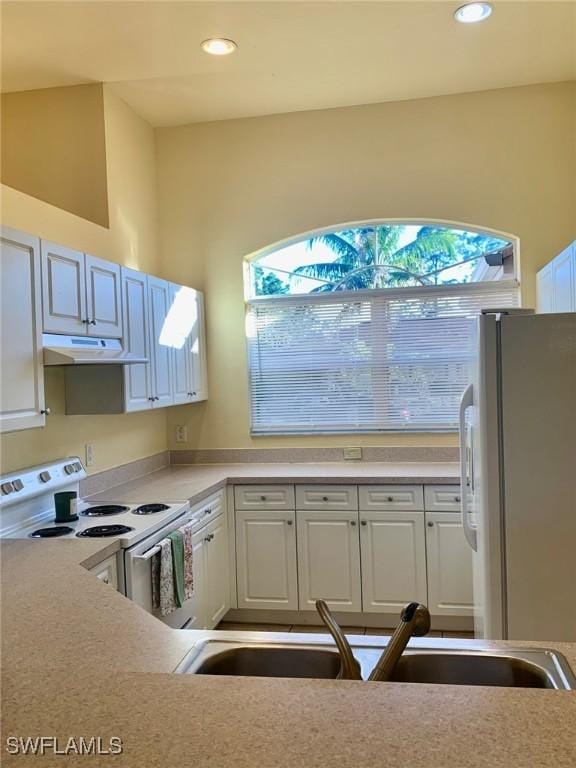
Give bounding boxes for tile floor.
[216,621,474,639]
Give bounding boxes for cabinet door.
[426,512,473,616]
[552,245,576,313]
[297,510,361,612]
[360,511,427,613]
[204,514,230,628]
[85,254,122,338]
[121,267,152,411]
[536,262,554,313]
[169,283,193,405]
[89,555,119,591]
[41,240,86,334]
[186,531,207,629]
[190,289,208,401]
[235,510,298,610]
[147,275,173,407]
[1,228,46,433]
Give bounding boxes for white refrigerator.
[459,310,576,642]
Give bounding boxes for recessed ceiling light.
[201,38,238,56]
[454,2,493,23]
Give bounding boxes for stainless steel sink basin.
[176,639,575,689]
[388,650,570,688]
[192,646,341,679]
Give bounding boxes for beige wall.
[1,86,167,475]
[1,84,109,227]
[156,81,576,451]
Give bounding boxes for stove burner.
[76,525,133,538]
[132,503,170,515]
[81,505,129,517]
[30,526,73,538]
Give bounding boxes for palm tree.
[293,225,459,291]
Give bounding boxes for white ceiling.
[2,1,575,126]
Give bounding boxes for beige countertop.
[2,460,576,766]
[90,461,461,505]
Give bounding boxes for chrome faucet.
[315,600,362,680]
[368,602,431,682]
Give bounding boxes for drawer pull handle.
[387,496,394,502]
[350,520,357,527]
[40,408,51,415]
[427,521,434,528]
[322,496,329,502]
[286,520,293,526]
[205,508,212,515]
[454,496,461,502]
[260,495,266,501]
[360,520,367,526]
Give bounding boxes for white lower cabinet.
[188,514,230,629]
[425,512,473,616]
[235,510,298,610]
[297,510,361,612]
[89,555,119,592]
[360,511,427,613]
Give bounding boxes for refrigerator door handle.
[459,383,477,552]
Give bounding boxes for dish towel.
[182,521,195,600]
[152,538,177,616]
[168,530,185,608]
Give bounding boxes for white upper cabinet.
[41,243,122,337]
[1,228,46,433]
[85,255,122,337]
[121,267,152,411]
[147,275,173,408]
[169,283,208,405]
[537,242,576,313]
[297,510,362,612]
[41,240,87,334]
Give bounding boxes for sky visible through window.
[249,224,512,297]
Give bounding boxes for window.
[246,223,518,434]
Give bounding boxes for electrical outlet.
[175,425,188,443]
[85,443,95,467]
[343,447,362,461]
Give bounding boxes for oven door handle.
[133,543,163,561]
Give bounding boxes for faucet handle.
[315,600,362,681]
[400,602,431,636]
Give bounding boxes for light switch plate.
[343,447,362,461]
[175,425,188,443]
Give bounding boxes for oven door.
[124,513,204,630]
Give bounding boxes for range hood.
[43,334,148,366]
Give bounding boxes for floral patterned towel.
[151,522,195,615]
[151,538,177,616]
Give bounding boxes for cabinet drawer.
[424,485,462,513]
[296,485,358,511]
[192,489,225,524]
[234,485,294,511]
[359,485,423,511]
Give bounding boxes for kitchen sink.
[176,639,575,689]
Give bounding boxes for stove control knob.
[39,471,51,483]
[12,479,24,492]
[73,462,83,472]
[64,464,75,475]
[1,482,14,495]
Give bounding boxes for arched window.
[247,224,514,297]
[245,222,519,434]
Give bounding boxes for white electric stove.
[0,458,190,547]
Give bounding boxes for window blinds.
[247,282,518,434]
